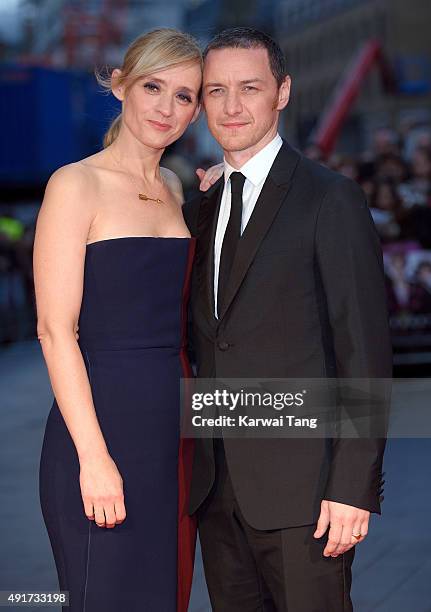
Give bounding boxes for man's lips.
[221,122,250,128]
[147,119,172,130]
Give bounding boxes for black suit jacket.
[183,141,391,530]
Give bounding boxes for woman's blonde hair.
[97,28,202,148]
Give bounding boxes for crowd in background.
[1,121,431,343]
[316,124,431,248]
[0,207,35,342]
[314,123,431,322]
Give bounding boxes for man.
[183,27,391,611]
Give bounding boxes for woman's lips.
[147,120,172,131]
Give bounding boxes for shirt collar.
[223,133,283,187]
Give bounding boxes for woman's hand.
[79,453,126,528]
[196,163,224,191]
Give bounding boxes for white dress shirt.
[214,133,283,318]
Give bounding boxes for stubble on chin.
[210,128,253,152]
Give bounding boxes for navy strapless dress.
[39,237,196,612]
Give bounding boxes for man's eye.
[143,82,159,92]
[243,86,257,92]
[209,88,223,96]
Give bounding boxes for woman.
[369,177,406,242]
[34,29,202,611]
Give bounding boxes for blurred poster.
[384,242,431,335]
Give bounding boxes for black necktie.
[217,172,246,315]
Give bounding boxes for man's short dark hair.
[203,27,287,88]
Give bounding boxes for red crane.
[309,40,397,158]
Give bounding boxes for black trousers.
[197,440,355,612]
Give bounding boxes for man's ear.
[190,103,202,125]
[276,75,291,111]
[111,68,125,102]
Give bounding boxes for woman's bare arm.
[34,164,125,528]
[34,164,103,458]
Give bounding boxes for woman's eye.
[143,82,159,92]
[177,93,192,103]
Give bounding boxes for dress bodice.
[78,237,195,351]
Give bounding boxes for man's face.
[203,47,290,155]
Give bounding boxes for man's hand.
[313,500,370,557]
[196,163,224,191]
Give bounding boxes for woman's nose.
[157,94,174,117]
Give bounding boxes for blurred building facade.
[19,0,280,66]
[278,0,431,152]
[18,0,277,158]
[24,0,187,67]
[6,0,431,158]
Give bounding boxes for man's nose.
[224,92,243,116]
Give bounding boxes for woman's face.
[412,149,431,179]
[113,61,202,149]
[392,254,406,273]
[418,263,431,285]
[360,179,375,202]
[376,184,396,210]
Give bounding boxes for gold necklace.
[109,148,165,204]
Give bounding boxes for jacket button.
[218,341,229,351]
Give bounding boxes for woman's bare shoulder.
[47,152,106,190]
[43,158,102,217]
[36,160,102,246]
[46,161,89,193]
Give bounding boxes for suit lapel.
[195,177,224,320]
[217,142,301,322]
